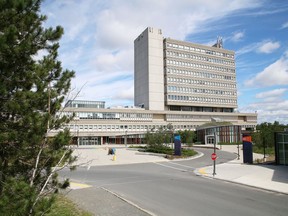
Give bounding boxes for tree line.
[144,121,288,156]
[145,124,196,149]
[252,121,287,155]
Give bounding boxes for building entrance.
[275,132,288,165]
[205,135,215,145]
[78,137,100,145]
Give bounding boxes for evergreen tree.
[0,0,75,214]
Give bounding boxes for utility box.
[174,134,182,156]
[243,141,253,164]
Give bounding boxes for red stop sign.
[211,153,217,161]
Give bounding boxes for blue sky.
[41,0,288,124]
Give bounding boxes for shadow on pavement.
[255,164,288,184]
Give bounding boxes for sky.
[41,0,288,125]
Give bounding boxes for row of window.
[169,106,234,112]
[67,100,105,109]
[167,86,237,96]
[166,59,235,73]
[165,43,234,59]
[166,68,235,81]
[166,51,234,66]
[167,94,237,105]
[167,114,238,121]
[67,124,197,132]
[72,112,152,120]
[167,77,236,89]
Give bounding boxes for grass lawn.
[47,194,91,216]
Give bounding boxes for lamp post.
[74,116,80,147]
[125,130,127,148]
[77,129,79,147]
[263,136,266,162]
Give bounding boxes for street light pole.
[125,130,127,148]
[263,136,266,161]
[237,143,240,160]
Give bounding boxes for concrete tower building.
[134,27,237,114]
[134,27,164,110]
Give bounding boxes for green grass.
[144,146,197,157]
[253,146,275,155]
[182,148,197,157]
[47,194,92,216]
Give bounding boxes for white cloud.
[257,41,280,54]
[93,49,133,73]
[114,85,134,101]
[42,1,97,42]
[255,88,287,99]
[237,40,280,56]
[240,100,288,124]
[236,42,259,56]
[231,31,245,42]
[280,21,288,29]
[46,0,262,51]
[245,52,288,87]
[257,110,288,124]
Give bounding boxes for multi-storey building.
[134,27,237,113]
[49,27,257,145]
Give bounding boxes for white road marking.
[153,162,188,172]
[166,161,195,169]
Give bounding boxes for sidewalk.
[195,145,288,194]
[71,145,169,167]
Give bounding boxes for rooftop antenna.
[212,36,223,48]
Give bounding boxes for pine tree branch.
[29,148,69,215]
[29,146,43,187]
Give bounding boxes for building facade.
[49,102,256,145]
[49,27,257,145]
[134,27,237,113]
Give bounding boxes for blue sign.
[174,134,181,156]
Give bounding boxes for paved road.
[60,148,288,216]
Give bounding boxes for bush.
[145,146,173,154]
[143,146,197,157]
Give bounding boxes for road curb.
[100,187,157,216]
[195,167,288,196]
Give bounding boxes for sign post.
[213,132,217,176]
[174,134,181,156]
[211,152,217,176]
[211,153,217,160]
